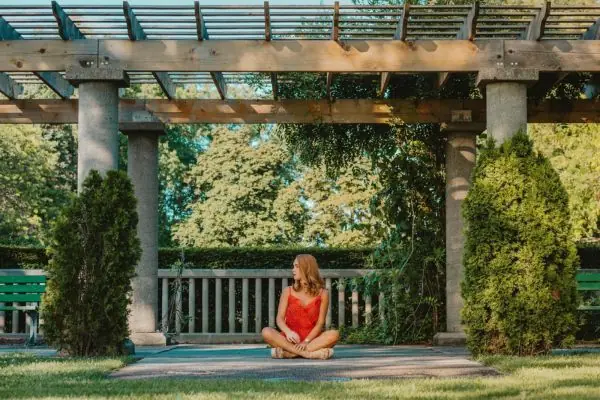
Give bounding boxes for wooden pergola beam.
[195,1,226,100]
[0,98,598,125]
[123,1,176,100]
[0,72,23,99]
[0,16,74,99]
[1,40,600,73]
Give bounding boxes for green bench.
[576,269,600,311]
[0,274,46,345]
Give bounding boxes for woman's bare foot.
[271,347,300,359]
[304,348,334,360]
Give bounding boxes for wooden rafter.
[51,1,85,40]
[438,1,479,90]
[0,72,23,99]
[1,99,598,125]
[264,1,278,100]
[195,0,227,100]
[524,1,551,41]
[0,15,73,99]
[123,1,176,99]
[326,1,340,100]
[381,2,411,96]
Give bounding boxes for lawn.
[1,352,600,399]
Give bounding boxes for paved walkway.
[110,344,500,381]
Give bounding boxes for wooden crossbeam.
[195,1,226,99]
[2,40,600,73]
[524,1,551,41]
[123,1,176,99]
[0,72,23,99]
[0,17,74,99]
[0,99,598,125]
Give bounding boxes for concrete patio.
[108,345,499,381]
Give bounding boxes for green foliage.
[462,132,579,356]
[41,170,141,356]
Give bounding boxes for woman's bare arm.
[276,286,294,337]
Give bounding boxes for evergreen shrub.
[462,131,579,356]
[41,170,141,356]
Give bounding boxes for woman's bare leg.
[261,327,308,357]
[306,330,340,352]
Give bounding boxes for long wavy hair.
[292,254,324,297]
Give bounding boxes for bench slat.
[576,273,600,282]
[578,305,600,311]
[0,294,42,302]
[0,285,46,293]
[0,305,37,311]
[0,276,46,283]
[577,282,600,291]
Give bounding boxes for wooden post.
[242,278,249,333]
[188,278,195,333]
[338,281,345,328]
[202,278,209,333]
[325,278,332,329]
[215,278,222,333]
[11,307,18,333]
[352,290,359,328]
[268,278,275,327]
[228,278,235,333]
[161,278,169,332]
[255,278,262,333]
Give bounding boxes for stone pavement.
[110,344,500,381]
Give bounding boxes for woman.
[261,254,339,359]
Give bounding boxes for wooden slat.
[268,278,275,328]
[161,278,168,332]
[379,282,384,323]
[0,304,4,333]
[255,278,262,333]
[175,277,182,334]
[12,303,19,333]
[228,278,235,333]
[577,282,600,290]
[338,281,345,328]
[576,272,600,282]
[365,294,372,325]
[0,286,45,293]
[351,290,359,328]
[215,278,222,333]
[242,278,248,333]
[202,278,208,333]
[0,276,45,283]
[0,294,41,302]
[188,278,195,333]
[578,305,600,311]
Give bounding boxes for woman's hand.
[286,330,301,344]
[294,342,308,352]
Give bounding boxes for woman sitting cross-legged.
[261,254,339,359]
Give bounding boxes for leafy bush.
[41,170,141,356]
[462,132,579,356]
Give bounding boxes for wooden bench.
[0,274,46,345]
[576,269,600,311]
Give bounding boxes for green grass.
[2,352,600,399]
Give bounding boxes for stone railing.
[0,268,381,343]
[158,269,380,343]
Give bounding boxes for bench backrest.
[576,270,600,291]
[0,275,46,303]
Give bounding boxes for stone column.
[477,68,539,145]
[433,123,481,346]
[65,67,129,192]
[121,122,166,346]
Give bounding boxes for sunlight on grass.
[2,353,600,399]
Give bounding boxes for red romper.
[280,287,323,342]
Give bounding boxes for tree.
[42,170,140,356]
[462,132,579,356]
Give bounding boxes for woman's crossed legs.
[261,327,339,358]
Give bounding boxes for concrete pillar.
[122,122,166,346]
[433,123,481,346]
[477,68,539,145]
[65,67,129,192]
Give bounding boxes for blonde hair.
[292,254,324,297]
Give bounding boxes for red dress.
[280,287,323,342]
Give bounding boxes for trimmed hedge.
[0,245,374,269]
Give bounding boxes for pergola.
[1,1,599,345]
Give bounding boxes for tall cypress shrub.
[462,132,579,356]
[42,170,141,356]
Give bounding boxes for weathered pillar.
[433,123,481,346]
[65,67,129,192]
[477,68,539,145]
[121,122,166,346]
